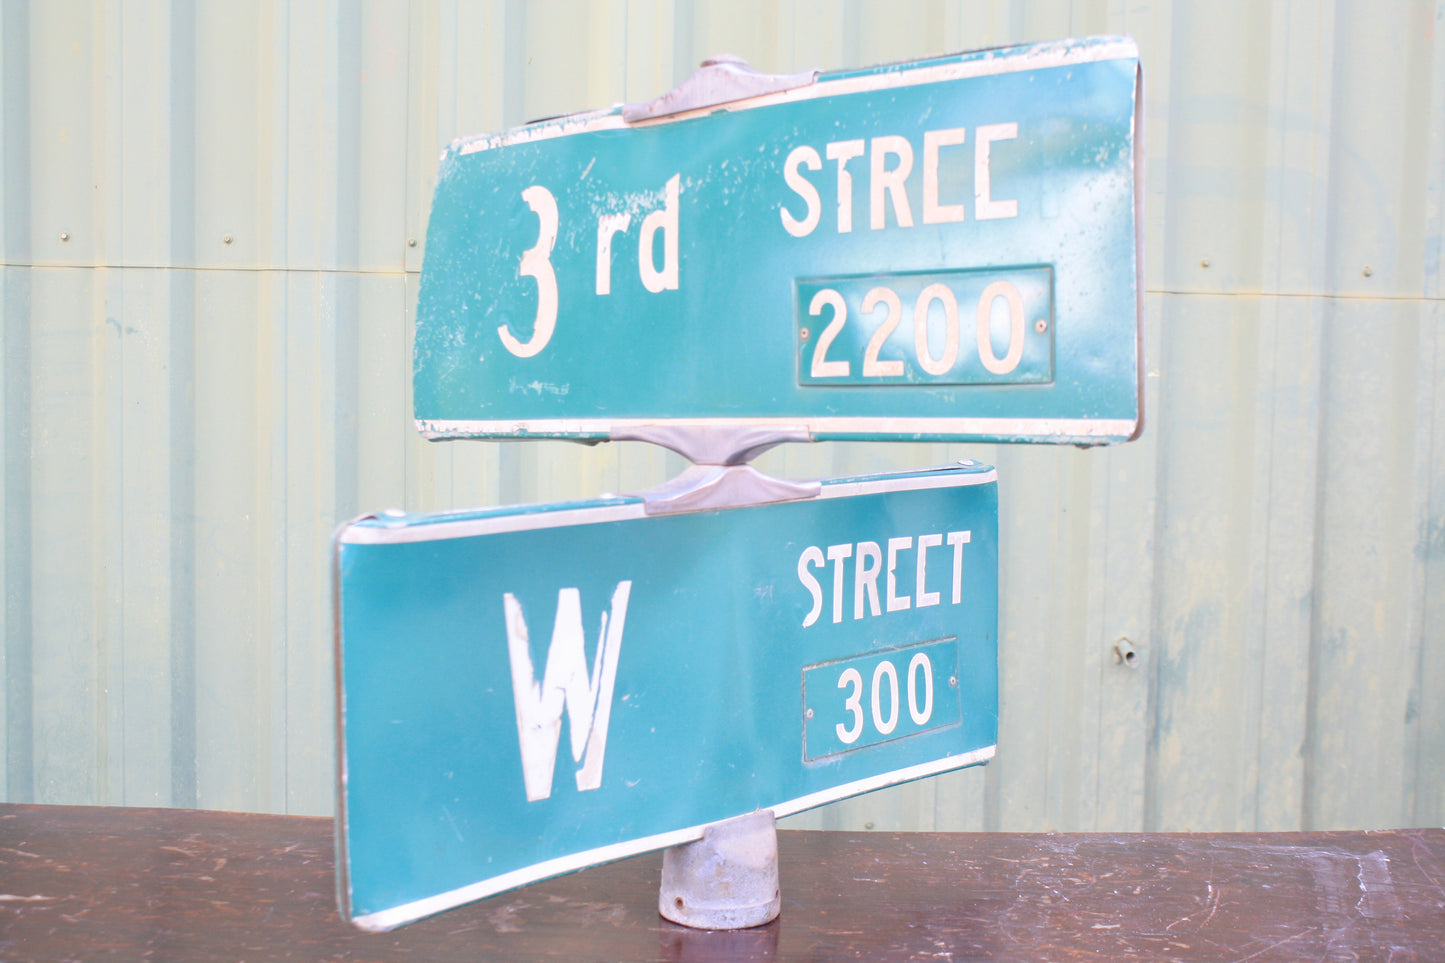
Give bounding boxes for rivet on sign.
[223,233,234,245]
[408,238,418,247]
[1362,266,1373,277]
[800,328,810,341]
[1034,318,1049,334]
[1200,258,1211,268]
[804,708,814,720]
[59,232,70,242]
[864,821,875,830]
[948,676,958,688]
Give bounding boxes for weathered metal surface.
[657,809,781,929]
[4,804,1445,961]
[412,37,1143,445]
[0,0,1442,841]
[335,463,998,928]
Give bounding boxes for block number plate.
[798,266,1054,387]
[802,637,962,761]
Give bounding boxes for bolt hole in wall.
[1114,638,1140,668]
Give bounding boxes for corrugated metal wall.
[2,0,1442,833]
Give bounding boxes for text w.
[503,581,632,802]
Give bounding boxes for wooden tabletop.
[2,804,1442,961]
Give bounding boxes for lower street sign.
[334,462,998,930]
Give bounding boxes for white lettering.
[594,213,631,295]
[871,660,899,735]
[781,146,822,238]
[854,541,882,620]
[923,127,967,224]
[860,287,905,378]
[886,536,913,612]
[948,530,971,604]
[798,546,825,628]
[826,139,865,233]
[977,280,1025,374]
[914,283,960,376]
[798,530,973,627]
[975,123,1018,220]
[826,543,853,624]
[809,289,851,378]
[782,124,1024,237]
[504,581,631,802]
[870,135,914,230]
[837,668,864,744]
[499,185,559,358]
[907,653,933,725]
[915,533,943,607]
[639,174,680,293]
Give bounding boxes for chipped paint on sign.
[335,462,999,930]
[414,37,1143,444]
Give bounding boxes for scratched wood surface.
[2,804,1442,962]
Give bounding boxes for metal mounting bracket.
[637,463,820,516]
[659,810,780,930]
[616,424,820,515]
[612,424,813,466]
[622,54,819,123]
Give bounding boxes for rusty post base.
[657,810,780,930]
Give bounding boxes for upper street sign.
[335,462,998,930]
[413,37,1143,446]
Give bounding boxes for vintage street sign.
[335,462,998,930]
[414,37,1143,445]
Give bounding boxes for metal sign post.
[336,34,1142,935]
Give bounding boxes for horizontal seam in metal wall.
[0,270,1436,301]
[0,262,421,277]
[1146,289,1442,304]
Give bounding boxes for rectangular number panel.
[802,637,962,761]
[797,266,1054,386]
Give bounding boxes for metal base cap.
[658,810,781,930]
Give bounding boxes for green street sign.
[414,37,1142,445]
[335,463,998,930]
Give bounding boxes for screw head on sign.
[1034,318,1048,334]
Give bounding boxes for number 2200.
[808,281,1026,380]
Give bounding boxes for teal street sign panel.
[334,463,999,930]
[413,37,1142,445]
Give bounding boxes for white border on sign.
[350,744,995,933]
[337,464,999,545]
[454,37,1139,155]
[415,416,1141,443]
